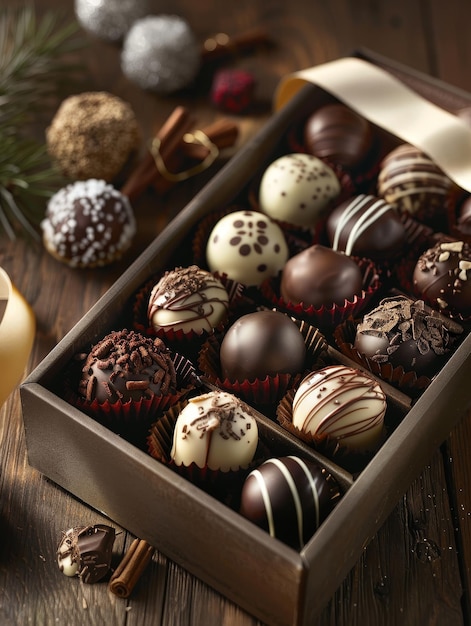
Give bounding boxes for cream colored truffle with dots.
[46,91,140,182]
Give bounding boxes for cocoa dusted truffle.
[206,209,288,287]
[170,391,258,472]
[280,244,363,308]
[258,153,341,227]
[46,92,140,182]
[377,144,452,225]
[79,329,177,404]
[219,310,306,382]
[239,456,337,549]
[303,103,375,171]
[326,194,406,261]
[41,179,136,268]
[57,524,115,584]
[354,296,460,378]
[413,240,471,318]
[292,365,386,453]
[147,265,230,335]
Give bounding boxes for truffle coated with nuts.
[46,91,140,182]
[413,240,471,317]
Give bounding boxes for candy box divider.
[20,51,471,625]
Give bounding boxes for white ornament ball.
[121,15,201,94]
[74,0,151,42]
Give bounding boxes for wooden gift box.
[20,50,471,626]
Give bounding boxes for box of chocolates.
[20,50,471,626]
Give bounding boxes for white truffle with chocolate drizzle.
[258,153,341,227]
[171,391,258,471]
[147,265,229,334]
[292,365,386,453]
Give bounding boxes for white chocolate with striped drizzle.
[292,365,386,453]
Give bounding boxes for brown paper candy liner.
[260,256,381,329]
[132,270,244,344]
[197,317,329,406]
[276,386,384,475]
[333,318,434,396]
[285,122,382,190]
[65,351,198,449]
[146,398,268,503]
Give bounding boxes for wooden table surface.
[2,1,471,624]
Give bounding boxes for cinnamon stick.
[121,111,239,201]
[121,106,195,202]
[201,28,273,62]
[109,538,155,598]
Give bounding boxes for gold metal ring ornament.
[149,130,219,183]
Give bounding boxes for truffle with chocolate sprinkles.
[78,329,177,404]
[46,91,140,182]
[41,179,136,268]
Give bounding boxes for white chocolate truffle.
[292,365,386,453]
[147,265,229,334]
[206,210,288,287]
[171,391,258,472]
[259,153,341,227]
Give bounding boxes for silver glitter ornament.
[121,15,201,94]
[74,0,151,42]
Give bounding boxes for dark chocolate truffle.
[413,240,471,317]
[57,524,115,584]
[239,455,336,549]
[354,296,460,378]
[78,329,177,404]
[280,244,363,308]
[219,310,306,382]
[303,103,374,171]
[326,194,406,261]
[377,144,452,224]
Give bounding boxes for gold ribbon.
[0,267,35,408]
[274,56,471,193]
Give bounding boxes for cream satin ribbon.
[0,267,35,408]
[274,56,471,193]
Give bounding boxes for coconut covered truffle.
[41,179,136,268]
[46,91,140,182]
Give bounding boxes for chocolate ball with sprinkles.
[258,153,341,228]
[205,209,288,287]
[413,240,471,318]
[78,329,177,405]
[41,179,136,268]
[239,456,337,550]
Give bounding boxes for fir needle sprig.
[0,4,82,240]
